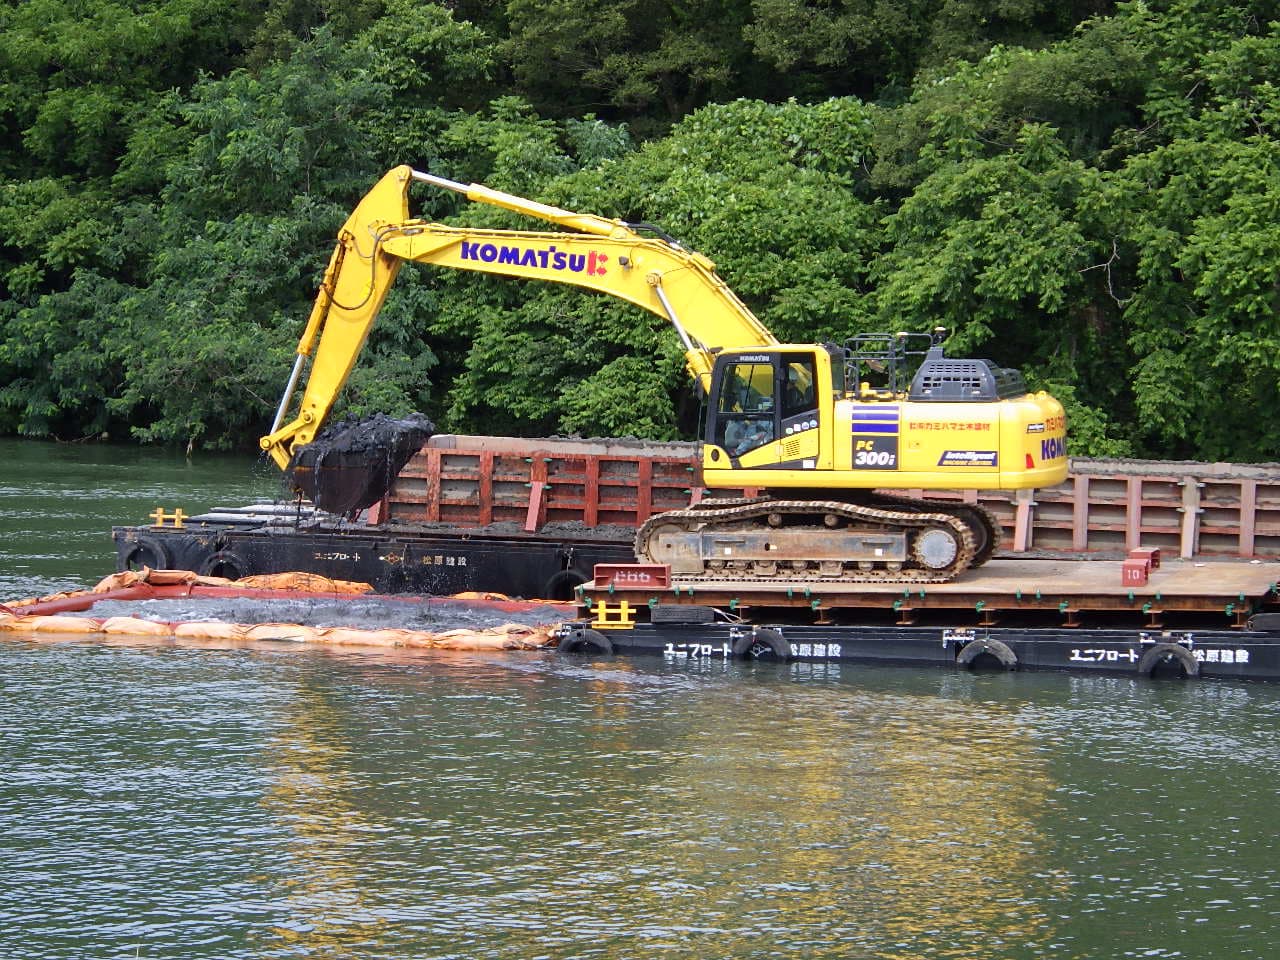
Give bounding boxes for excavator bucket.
[284,413,435,516]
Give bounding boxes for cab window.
[718,362,774,415]
[782,358,816,419]
[716,361,776,456]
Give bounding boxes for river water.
[2,439,1279,959]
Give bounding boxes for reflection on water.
[256,682,386,957]
[3,642,1278,959]
[2,438,1280,959]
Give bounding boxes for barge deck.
[559,556,1280,681]
[577,557,1279,629]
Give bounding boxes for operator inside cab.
[719,362,775,455]
[715,357,816,457]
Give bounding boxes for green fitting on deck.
[1058,600,1069,613]
[787,587,794,599]
[810,599,821,611]
[1036,590,1042,601]
[918,589,926,599]
[729,598,739,611]
[975,600,986,612]
[804,587,812,599]
[686,586,695,597]
[648,598,657,608]
[1239,592,1246,602]
[1155,592,1163,601]
[1143,602,1152,613]
[893,600,903,611]
[1226,603,1235,616]
[1015,589,1022,601]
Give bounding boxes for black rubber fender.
[956,637,1019,671]
[732,627,792,661]
[1137,642,1200,678]
[122,535,172,571]
[541,569,589,601]
[198,549,249,581]
[557,628,615,656]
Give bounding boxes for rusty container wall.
[386,435,703,531]
[1254,479,1280,556]
[963,459,1280,560]
[1017,476,1078,553]
[384,437,1280,560]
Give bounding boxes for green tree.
[111,29,395,448]
[241,0,386,67]
[428,98,882,438]
[746,0,1117,101]
[872,121,1135,453]
[349,0,500,173]
[869,20,1153,193]
[1098,1,1280,459]
[0,0,253,180]
[500,0,752,129]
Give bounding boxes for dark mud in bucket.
[285,413,435,515]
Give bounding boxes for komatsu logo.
[460,241,608,276]
[1041,437,1066,461]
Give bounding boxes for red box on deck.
[1121,558,1150,586]
[593,564,672,590]
[1129,546,1161,569]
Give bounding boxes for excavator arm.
[261,165,776,468]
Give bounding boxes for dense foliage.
[1,0,1277,461]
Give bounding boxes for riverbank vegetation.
[1,0,1276,460]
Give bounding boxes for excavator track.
[635,498,978,584]
[868,493,1002,569]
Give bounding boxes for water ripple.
[4,643,1279,958]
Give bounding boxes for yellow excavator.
[261,165,1067,582]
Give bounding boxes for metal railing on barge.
[915,458,1280,560]
[384,437,1280,561]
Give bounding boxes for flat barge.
[113,435,1280,599]
[113,434,686,598]
[107,435,1280,679]
[558,556,1280,680]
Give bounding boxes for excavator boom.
[261,166,775,468]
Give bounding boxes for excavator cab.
[705,347,831,468]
